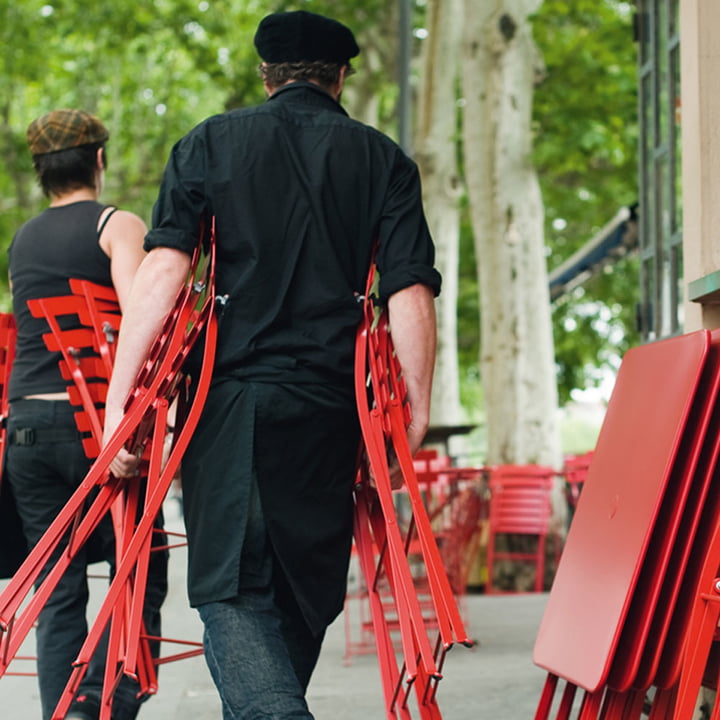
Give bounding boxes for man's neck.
[265,78,342,102]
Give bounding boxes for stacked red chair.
[344,456,484,666]
[410,451,486,600]
[0,230,218,719]
[352,261,473,719]
[532,328,720,719]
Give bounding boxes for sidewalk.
[0,500,549,719]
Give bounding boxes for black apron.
[181,376,360,635]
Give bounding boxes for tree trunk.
[460,0,561,469]
[344,12,399,129]
[415,0,464,427]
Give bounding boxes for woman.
[6,108,167,720]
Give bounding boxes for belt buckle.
[14,428,35,446]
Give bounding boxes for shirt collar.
[267,81,348,117]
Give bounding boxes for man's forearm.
[105,247,192,419]
[387,283,437,455]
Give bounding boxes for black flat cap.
[254,10,359,64]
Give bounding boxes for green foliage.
[0,0,640,410]
[0,0,269,289]
[559,409,603,454]
[532,0,640,404]
[0,1,397,293]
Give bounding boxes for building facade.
[638,0,720,337]
[677,1,720,332]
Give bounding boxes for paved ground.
[0,500,549,719]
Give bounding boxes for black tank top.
[8,201,114,400]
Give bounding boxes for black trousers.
[6,399,168,720]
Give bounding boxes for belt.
[8,427,83,446]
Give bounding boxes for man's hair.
[259,60,354,92]
[32,143,106,198]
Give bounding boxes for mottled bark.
[415,0,464,426]
[461,0,561,470]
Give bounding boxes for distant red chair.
[485,464,558,594]
[563,451,594,513]
[412,449,451,523]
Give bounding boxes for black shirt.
[146,82,442,628]
[146,81,441,386]
[8,201,113,400]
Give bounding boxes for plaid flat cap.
[254,10,359,65]
[27,109,109,156]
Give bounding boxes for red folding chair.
[0,226,218,719]
[485,464,558,594]
[26,280,121,459]
[351,257,472,718]
[0,314,29,673]
[344,451,451,665]
[563,451,593,514]
[0,313,17,497]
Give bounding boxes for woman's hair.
[259,60,353,92]
[32,143,107,198]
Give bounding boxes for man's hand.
[385,416,427,490]
[110,447,142,479]
[387,455,404,490]
[103,404,141,478]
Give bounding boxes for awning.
[549,205,638,301]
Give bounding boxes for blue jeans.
[6,399,168,720]
[197,476,323,719]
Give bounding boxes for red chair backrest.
[413,452,451,482]
[488,465,555,535]
[27,281,122,459]
[564,451,593,485]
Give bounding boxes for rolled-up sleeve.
[376,153,442,302]
[144,129,209,255]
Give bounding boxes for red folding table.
[532,329,720,719]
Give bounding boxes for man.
[7,109,167,720]
[104,10,440,718]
